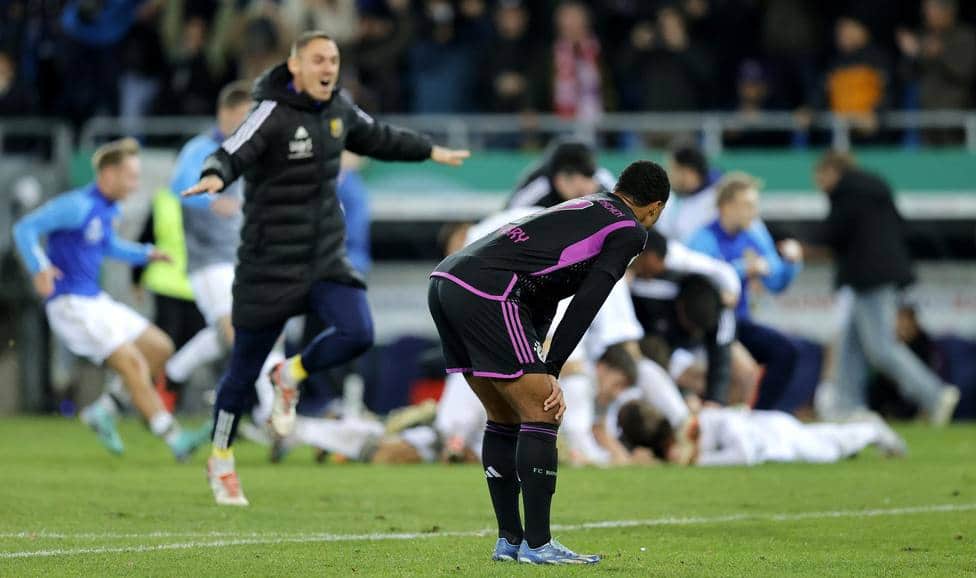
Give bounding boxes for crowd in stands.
[1,0,975,136]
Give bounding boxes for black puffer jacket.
[817,168,915,292]
[202,64,432,328]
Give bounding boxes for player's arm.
[184,100,277,196]
[749,221,801,293]
[546,228,645,377]
[105,228,154,266]
[12,193,90,298]
[666,239,741,306]
[342,95,468,165]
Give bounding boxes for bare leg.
[105,342,164,420]
[131,324,174,377]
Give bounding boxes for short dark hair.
[92,137,139,172]
[644,228,669,259]
[613,160,670,207]
[676,273,721,335]
[598,343,638,386]
[618,400,673,459]
[291,30,334,57]
[671,145,709,178]
[550,141,597,178]
[218,80,253,110]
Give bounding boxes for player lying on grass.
[428,160,669,564]
[12,138,210,460]
[595,347,908,466]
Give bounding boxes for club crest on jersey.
[329,117,344,138]
[534,341,544,361]
[289,126,313,159]
[84,217,104,244]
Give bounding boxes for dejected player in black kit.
[428,160,670,564]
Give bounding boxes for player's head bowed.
[613,160,670,227]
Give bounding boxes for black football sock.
[517,421,559,549]
[482,421,523,544]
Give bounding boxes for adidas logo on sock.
[485,466,503,479]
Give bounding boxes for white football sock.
[166,327,224,383]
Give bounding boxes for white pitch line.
[1,502,973,560]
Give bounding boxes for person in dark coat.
[182,31,469,506]
[810,151,959,426]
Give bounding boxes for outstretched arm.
[343,95,469,165]
[13,192,90,298]
[183,100,277,196]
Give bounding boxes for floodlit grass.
[0,417,973,576]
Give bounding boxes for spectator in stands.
[160,15,224,115]
[0,50,33,116]
[897,0,976,144]
[655,145,719,244]
[723,60,796,148]
[760,0,824,110]
[620,5,713,113]
[59,0,148,124]
[407,0,488,113]
[548,1,607,120]
[821,15,890,138]
[810,151,960,425]
[688,172,803,411]
[482,0,537,114]
[281,0,359,50]
[118,1,167,124]
[349,0,413,114]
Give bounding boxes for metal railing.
[0,117,74,173]
[72,110,976,157]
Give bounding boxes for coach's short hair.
[92,138,139,173]
[716,171,763,207]
[614,160,670,207]
[218,80,253,110]
[291,30,334,57]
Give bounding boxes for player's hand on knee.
[543,375,566,422]
[181,175,224,197]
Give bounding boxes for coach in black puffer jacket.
[184,33,469,506]
[199,61,433,328]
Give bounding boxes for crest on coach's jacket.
[329,117,344,139]
[289,126,313,159]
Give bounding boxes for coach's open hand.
[544,375,566,421]
[182,175,225,197]
[430,146,470,166]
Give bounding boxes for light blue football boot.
[169,420,213,462]
[517,538,601,565]
[79,403,124,455]
[491,538,521,561]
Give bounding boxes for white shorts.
[46,293,149,365]
[189,263,235,325]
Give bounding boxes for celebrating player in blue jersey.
[13,138,209,460]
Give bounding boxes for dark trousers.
[737,318,798,410]
[212,281,374,445]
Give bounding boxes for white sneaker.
[269,361,300,437]
[930,385,960,427]
[208,456,249,506]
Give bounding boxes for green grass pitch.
[0,417,974,576]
